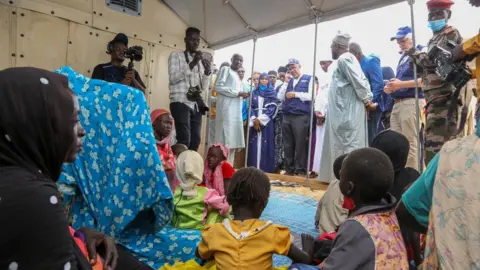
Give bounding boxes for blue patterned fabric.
[55,66,201,268]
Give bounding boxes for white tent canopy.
[162,0,405,49]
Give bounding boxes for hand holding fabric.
[78,227,118,270]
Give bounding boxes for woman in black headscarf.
[371,129,420,200]
[0,67,115,270]
[370,130,422,267]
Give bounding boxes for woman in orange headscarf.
[151,109,179,191]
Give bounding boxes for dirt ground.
[270,185,325,201]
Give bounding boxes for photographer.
[92,33,146,93]
[168,27,212,152]
[408,0,463,165]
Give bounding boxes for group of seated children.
[165,125,418,269]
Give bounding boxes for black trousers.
[170,102,203,151]
[282,114,310,174]
[116,244,154,270]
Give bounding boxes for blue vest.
[282,75,312,115]
[392,54,424,99]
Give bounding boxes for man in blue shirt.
[379,66,396,130]
[384,26,425,171]
[349,43,384,145]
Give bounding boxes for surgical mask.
[428,19,447,32]
[259,84,268,91]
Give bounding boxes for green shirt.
[172,186,228,230]
[401,153,439,228]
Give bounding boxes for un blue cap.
[390,26,412,41]
[286,58,300,67]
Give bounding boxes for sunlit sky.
[213,0,479,82]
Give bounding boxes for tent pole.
[408,0,423,173]
[244,35,258,168]
[203,82,211,159]
[306,16,319,185]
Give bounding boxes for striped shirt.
[168,51,211,110]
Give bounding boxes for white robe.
[214,66,245,149]
[318,53,372,183]
[312,62,336,173]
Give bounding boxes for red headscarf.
[151,109,177,190]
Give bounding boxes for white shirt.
[168,51,211,110]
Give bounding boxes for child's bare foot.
[301,233,315,263]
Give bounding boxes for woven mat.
[261,191,319,267]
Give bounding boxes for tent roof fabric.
[161,0,405,49]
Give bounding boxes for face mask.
[259,84,268,91]
[428,19,447,32]
[342,196,355,210]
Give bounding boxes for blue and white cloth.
[55,66,201,268]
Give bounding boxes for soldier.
[409,0,463,165]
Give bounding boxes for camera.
[428,40,472,90]
[125,46,143,62]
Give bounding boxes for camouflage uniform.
[411,26,463,165]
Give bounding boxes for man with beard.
[318,33,374,183]
[168,27,212,151]
[214,54,249,164]
[92,33,146,93]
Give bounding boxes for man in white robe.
[318,34,375,183]
[312,60,335,173]
[214,54,249,164]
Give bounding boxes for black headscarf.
[371,130,422,266]
[371,130,420,201]
[0,67,75,181]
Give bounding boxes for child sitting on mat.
[322,148,408,269]
[203,143,235,196]
[196,167,313,270]
[315,153,349,234]
[291,148,409,270]
[172,150,230,230]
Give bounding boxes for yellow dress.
[160,219,292,270]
